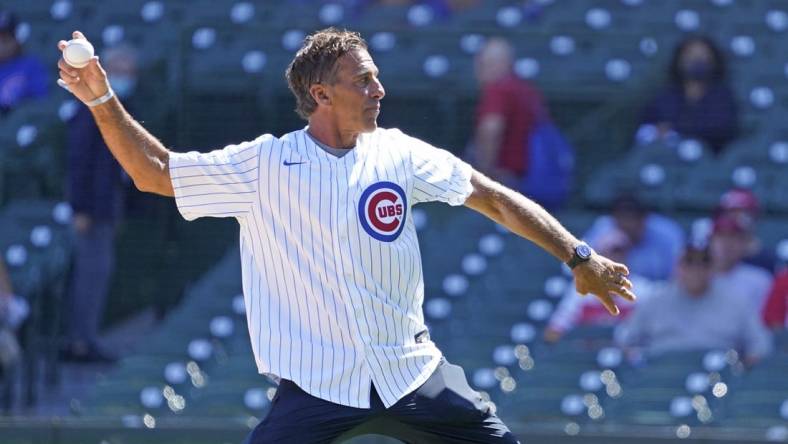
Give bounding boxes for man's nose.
[370,78,385,100]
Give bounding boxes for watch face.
[577,244,592,259]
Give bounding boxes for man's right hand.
[57,31,111,106]
[572,254,636,316]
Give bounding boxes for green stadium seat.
[583,164,637,209]
[583,157,687,212]
[672,162,775,213]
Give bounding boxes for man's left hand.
[572,255,637,315]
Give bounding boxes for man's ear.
[309,84,331,107]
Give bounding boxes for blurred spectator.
[615,244,772,365]
[638,35,738,154]
[715,188,777,274]
[0,258,28,371]
[471,38,570,204]
[358,0,480,17]
[545,229,657,343]
[584,194,684,281]
[418,0,481,19]
[62,46,139,363]
[762,270,788,330]
[0,10,47,115]
[710,214,773,312]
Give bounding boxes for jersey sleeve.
[403,132,473,206]
[169,136,268,221]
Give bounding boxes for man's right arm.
[57,31,173,197]
[89,97,174,196]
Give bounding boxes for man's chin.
[362,120,379,133]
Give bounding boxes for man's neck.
[685,287,709,298]
[306,116,358,149]
[713,261,738,274]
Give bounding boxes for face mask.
[110,75,137,98]
[682,60,712,82]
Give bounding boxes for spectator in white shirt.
[710,214,773,312]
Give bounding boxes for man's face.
[710,232,750,269]
[680,41,714,72]
[677,256,713,296]
[474,40,511,85]
[324,49,384,135]
[613,211,646,243]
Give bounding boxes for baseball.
[63,38,94,69]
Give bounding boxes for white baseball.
[63,38,94,68]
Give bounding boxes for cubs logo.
[358,181,407,242]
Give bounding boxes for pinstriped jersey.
[169,127,473,408]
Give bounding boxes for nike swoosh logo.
[283,161,306,166]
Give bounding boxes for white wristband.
[86,88,115,107]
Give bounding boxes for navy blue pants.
[243,358,520,443]
[68,222,115,345]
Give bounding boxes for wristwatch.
[567,243,593,269]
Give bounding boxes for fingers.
[616,274,633,289]
[58,74,78,91]
[59,60,79,82]
[56,79,71,92]
[59,68,78,83]
[73,30,85,40]
[58,40,67,51]
[88,55,101,70]
[612,262,630,276]
[611,286,637,302]
[605,279,637,300]
[594,292,620,316]
[57,58,78,75]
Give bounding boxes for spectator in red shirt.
[715,188,777,274]
[472,37,545,188]
[762,271,788,330]
[710,214,773,312]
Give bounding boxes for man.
[62,45,139,363]
[0,9,47,114]
[615,243,772,366]
[472,38,545,189]
[473,37,574,210]
[709,214,773,312]
[57,28,634,443]
[715,188,777,274]
[584,194,684,281]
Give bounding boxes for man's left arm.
[464,170,636,315]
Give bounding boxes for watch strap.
[567,244,592,269]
